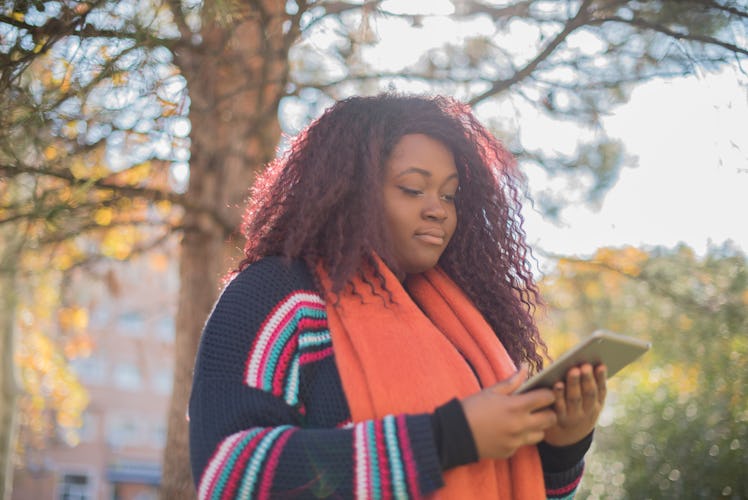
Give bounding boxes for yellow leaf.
[58,307,88,331]
[120,162,152,185]
[149,252,169,272]
[70,158,88,179]
[101,226,136,260]
[155,199,172,216]
[54,253,74,271]
[11,11,25,22]
[111,72,128,86]
[94,207,113,226]
[44,146,58,161]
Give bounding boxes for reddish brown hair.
[239,94,546,369]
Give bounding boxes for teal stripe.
[366,421,382,499]
[283,353,301,406]
[211,429,264,499]
[236,426,293,499]
[261,316,300,389]
[262,306,326,389]
[383,415,407,499]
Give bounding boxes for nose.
[422,194,448,221]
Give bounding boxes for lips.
[414,228,446,246]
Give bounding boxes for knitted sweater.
[189,257,588,499]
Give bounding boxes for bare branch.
[469,0,595,105]
[0,163,232,235]
[703,0,748,20]
[597,15,748,56]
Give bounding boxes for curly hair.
[238,94,547,370]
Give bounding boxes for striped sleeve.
[197,426,296,500]
[189,258,444,499]
[544,463,584,499]
[540,432,591,498]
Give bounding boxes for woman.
[189,94,606,499]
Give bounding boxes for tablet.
[515,330,651,394]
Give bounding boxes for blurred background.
[1,1,746,499]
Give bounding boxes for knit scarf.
[319,259,545,499]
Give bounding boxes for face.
[382,134,459,277]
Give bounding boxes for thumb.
[491,364,529,395]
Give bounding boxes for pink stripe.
[209,430,269,499]
[272,338,298,396]
[299,347,334,365]
[253,298,322,385]
[258,429,295,500]
[296,316,328,331]
[546,469,583,496]
[337,419,353,429]
[397,415,421,499]
[374,420,393,500]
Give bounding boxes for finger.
[565,366,583,412]
[518,388,556,412]
[552,382,567,417]
[580,364,598,413]
[524,429,549,446]
[528,408,558,431]
[492,364,529,395]
[595,364,608,404]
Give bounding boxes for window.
[70,356,107,385]
[106,414,140,448]
[118,312,145,337]
[113,362,142,390]
[79,412,98,443]
[156,316,175,342]
[152,368,172,395]
[58,473,92,500]
[151,421,167,448]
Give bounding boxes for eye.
[398,186,423,196]
[440,193,456,203]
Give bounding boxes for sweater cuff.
[430,398,479,470]
[537,431,594,473]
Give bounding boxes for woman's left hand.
[543,363,607,447]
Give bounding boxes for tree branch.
[468,0,595,105]
[0,163,233,235]
[597,15,748,56]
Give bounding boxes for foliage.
[538,243,748,498]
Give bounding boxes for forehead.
[386,134,457,174]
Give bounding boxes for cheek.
[446,207,458,241]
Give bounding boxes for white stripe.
[237,426,291,499]
[354,423,370,500]
[245,292,324,386]
[298,330,331,348]
[197,431,253,500]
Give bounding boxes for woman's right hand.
[461,364,557,460]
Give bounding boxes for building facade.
[12,249,179,500]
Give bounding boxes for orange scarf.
[319,260,545,499]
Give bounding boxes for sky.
[522,70,748,258]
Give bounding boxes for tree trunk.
[160,2,292,497]
[0,237,20,500]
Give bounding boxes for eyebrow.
[395,167,459,181]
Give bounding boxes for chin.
[403,259,441,276]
